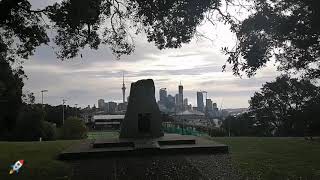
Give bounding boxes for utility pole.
[62,99,67,125]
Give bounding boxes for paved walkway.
[69,154,239,180]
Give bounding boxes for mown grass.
[87,131,119,140]
[214,137,320,179]
[0,140,78,180]
[1,134,320,180]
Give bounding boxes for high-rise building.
[183,98,188,107]
[121,72,126,103]
[197,92,204,112]
[206,99,213,112]
[175,94,179,108]
[178,82,183,110]
[213,103,217,109]
[98,99,105,109]
[167,94,175,110]
[159,88,167,104]
[108,101,117,113]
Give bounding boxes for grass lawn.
[1,134,320,180]
[87,131,119,140]
[213,137,320,179]
[0,140,78,180]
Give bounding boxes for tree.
[59,117,88,140]
[13,105,57,141]
[222,113,260,136]
[249,75,320,136]
[0,58,24,139]
[1,0,320,77]
[224,0,320,79]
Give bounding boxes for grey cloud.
[200,76,276,88]
[167,52,202,58]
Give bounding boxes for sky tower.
[122,72,126,103]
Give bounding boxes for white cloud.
[23,0,279,109]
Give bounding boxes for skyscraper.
[159,88,167,104]
[121,72,126,103]
[98,99,105,109]
[175,94,179,108]
[197,91,204,112]
[206,99,213,112]
[178,82,183,111]
[183,98,188,110]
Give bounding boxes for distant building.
[173,110,205,124]
[159,88,167,104]
[117,102,127,112]
[175,94,179,108]
[213,103,217,108]
[98,99,105,109]
[192,107,198,111]
[178,83,183,110]
[93,114,124,129]
[167,94,175,105]
[166,94,176,111]
[107,102,117,113]
[206,99,213,112]
[197,92,204,112]
[183,98,188,110]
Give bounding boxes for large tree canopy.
[1,0,319,79]
[224,0,320,78]
[249,75,320,136]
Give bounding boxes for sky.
[23,0,280,109]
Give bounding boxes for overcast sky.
[23,0,280,109]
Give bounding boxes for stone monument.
[120,79,164,138]
[59,79,228,160]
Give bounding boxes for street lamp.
[41,90,48,106]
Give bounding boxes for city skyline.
[22,0,279,109]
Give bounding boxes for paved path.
[69,154,239,180]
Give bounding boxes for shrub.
[13,105,57,141]
[13,105,44,141]
[41,121,57,141]
[60,117,87,140]
[208,127,227,137]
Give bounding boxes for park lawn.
[0,140,79,180]
[1,134,320,180]
[214,137,320,180]
[87,131,119,140]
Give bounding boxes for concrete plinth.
[59,134,228,160]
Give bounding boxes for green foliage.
[13,105,57,141]
[13,105,44,141]
[208,127,226,137]
[221,75,320,137]
[225,0,320,78]
[249,76,320,136]
[60,117,88,140]
[0,0,49,60]
[41,121,57,141]
[0,59,24,139]
[1,0,320,78]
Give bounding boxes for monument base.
[59,134,228,160]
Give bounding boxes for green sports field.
[1,133,320,179]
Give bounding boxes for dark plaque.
[138,113,151,133]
